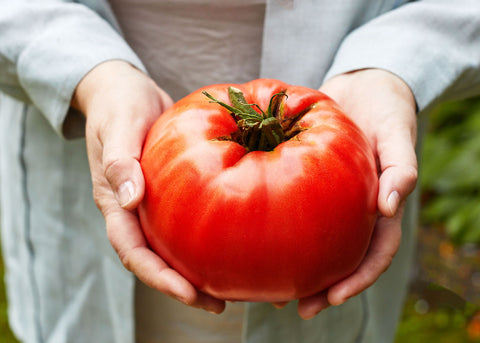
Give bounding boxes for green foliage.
[0,247,18,342]
[396,296,480,343]
[420,98,480,244]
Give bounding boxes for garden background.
[0,98,480,342]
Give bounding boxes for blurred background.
[0,98,479,342]
[394,97,480,342]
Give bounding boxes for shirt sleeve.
[324,0,480,112]
[0,1,145,138]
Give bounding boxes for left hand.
[291,69,418,319]
[72,60,226,314]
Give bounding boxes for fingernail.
[117,180,135,207]
[387,191,400,216]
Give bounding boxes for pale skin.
[72,60,418,319]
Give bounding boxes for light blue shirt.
[1,1,480,342]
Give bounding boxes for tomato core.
[204,87,308,152]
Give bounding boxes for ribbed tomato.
[138,78,378,302]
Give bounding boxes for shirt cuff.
[324,1,480,113]
[16,4,145,139]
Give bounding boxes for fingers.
[105,207,226,314]
[297,291,330,320]
[79,61,174,211]
[272,301,289,309]
[375,117,418,217]
[92,156,226,314]
[102,142,146,210]
[295,69,417,320]
[295,212,402,318]
[296,212,402,317]
[326,212,403,306]
[378,163,417,217]
[321,69,418,218]
[79,61,222,313]
[100,89,172,210]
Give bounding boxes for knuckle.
[358,272,376,290]
[403,165,418,190]
[360,256,391,288]
[92,185,105,207]
[378,252,394,272]
[119,249,134,272]
[102,154,139,188]
[92,192,108,216]
[92,196,103,213]
[107,227,136,272]
[91,179,114,214]
[103,155,124,181]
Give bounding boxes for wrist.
[322,68,417,112]
[71,60,141,116]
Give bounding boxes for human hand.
[293,69,418,319]
[72,60,225,314]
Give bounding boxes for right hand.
[72,60,226,314]
[296,69,418,319]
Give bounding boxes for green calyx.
[203,87,288,152]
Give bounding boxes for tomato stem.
[203,88,288,151]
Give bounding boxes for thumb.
[376,132,418,217]
[101,89,173,210]
[103,143,146,210]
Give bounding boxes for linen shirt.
[1,1,480,342]
[108,0,265,341]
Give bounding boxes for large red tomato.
[138,79,378,302]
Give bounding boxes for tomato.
[138,78,378,302]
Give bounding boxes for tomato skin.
[139,79,378,302]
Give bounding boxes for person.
[1,0,480,342]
